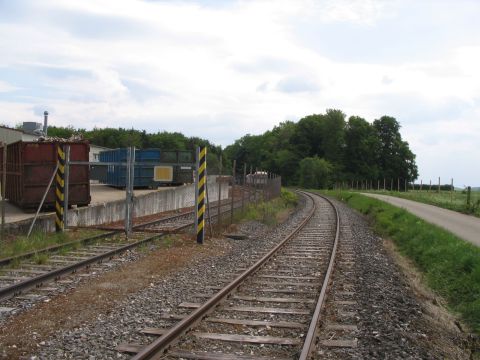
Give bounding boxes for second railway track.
[116,191,341,360]
[0,198,245,304]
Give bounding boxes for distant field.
[363,189,480,217]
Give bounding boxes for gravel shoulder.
[0,234,233,359]
[330,197,472,359]
[2,197,310,360]
[362,193,480,247]
[0,193,473,359]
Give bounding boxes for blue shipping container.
[99,148,193,188]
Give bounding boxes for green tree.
[290,114,324,157]
[269,149,301,186]
[373,116,418,185]
[344,116,381,180]
[47,125,79,139]
[148,131,187,149]
[298,157,333,189]
[322,109,346,165]
[33,109,418,187]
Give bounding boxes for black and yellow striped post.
[195,147,207,244]
[55,144,66,232]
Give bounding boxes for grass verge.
[0,229,103,260]
[361,189,480,217]
[239,188,298,226]
[322,190,480,335]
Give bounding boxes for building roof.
[90,144,112,150]
[0,125,24,133]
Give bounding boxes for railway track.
[0,196,247,304]
[115,191,343,360]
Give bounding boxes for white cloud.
[0,80,17,92]
[312,0,389,25]
[0,0,479,184]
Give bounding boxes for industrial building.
[0,111,111,165]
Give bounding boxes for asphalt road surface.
[362,193,480,247]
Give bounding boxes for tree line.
[44,108,418,188]
[224,109,418,188]
[46,126,226,174]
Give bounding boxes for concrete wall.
[7,176,228,234]
[89,144,111,162]
[0,126,23,145]
[0,127,42,146]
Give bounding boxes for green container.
[161,151,177,163]
[178,151,193,163]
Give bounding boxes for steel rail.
[131,198,232,231]
[0,232,162,301]
[0,196,250,301]
[132,191,317,360]
[298,192,341,360]
[0,231,117,268]
[0,205,193,268]
[132,198,245,233]
[0,198,233,267]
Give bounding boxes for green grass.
[33,253,49,265]
[242,188,298,226]
[322,190,480,334]
[360,189,480,217]
[162,235,179,248]
[0,229,103,260]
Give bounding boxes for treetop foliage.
[44,109,418,188]
[45,126,226,173]
[224,109,418,187]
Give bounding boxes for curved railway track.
[116,191,341,360]
[0,198,244,303]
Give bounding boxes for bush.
[280,188,298,207]
[298,156,332,189]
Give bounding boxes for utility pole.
[124,147,135,237]
[64,145,70,229]
[1,143,6,241]
[216,154,222,231]
[230,160,236,224]
[242,163,246,213]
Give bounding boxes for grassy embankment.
[323,190,480,334]
[239,188,298,226]
[0,229,104,262]
[362,189,480,217]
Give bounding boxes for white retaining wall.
[8,176,228,233]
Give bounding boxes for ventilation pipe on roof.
[43,111,48,136]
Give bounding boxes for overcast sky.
[0,0,479,185]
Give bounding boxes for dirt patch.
[0,234,232,359]
[383,238,475,359]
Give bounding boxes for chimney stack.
[43,111,48,136]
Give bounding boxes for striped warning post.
[55,144,65,232]
[196,147,207,244]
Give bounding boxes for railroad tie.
[193,332,302,346]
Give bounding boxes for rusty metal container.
[0,141,91,209]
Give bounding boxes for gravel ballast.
[1,193,472,359]
[317,198,471,359]
[31,196,312,359]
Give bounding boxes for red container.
[0,141,91,209]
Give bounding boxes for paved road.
[362,193,480,247]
